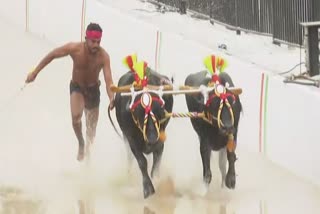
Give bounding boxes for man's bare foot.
[77,145,85,161]
[86,143,91,159]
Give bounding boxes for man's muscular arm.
[102,51,115,109]
[26,42,76,83]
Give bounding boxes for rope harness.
[129,88,167,143]
[204,84,236,129]
[165,83,236,128]
[123,83,237,150]
[204,84,237,152]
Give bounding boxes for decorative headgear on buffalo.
[123,54,148,87]
[205,84,235,107]
[132,61,148,87]
[123,53,138,72]
[203,54,228,85]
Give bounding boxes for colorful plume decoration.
[203,55,228,84]
[132,60,148,87]
[122,54,149,87]
[123,53,138,71]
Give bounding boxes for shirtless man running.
[25,23,115,161]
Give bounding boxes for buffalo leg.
[130,145,155,198]
[218,147,227,188]
[225,151,236,189]
[200,139,212,187]
[151,143,164,178]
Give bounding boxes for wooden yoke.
[110,84,173,93]
[180,85,243,96]
[110,84,242,96]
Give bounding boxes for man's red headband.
[86,30,102,39]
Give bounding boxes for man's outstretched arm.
[25,42,75,83]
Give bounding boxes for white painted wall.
[0,0,25,28]
[266,75,320,186]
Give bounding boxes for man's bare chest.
[73,54,103,72]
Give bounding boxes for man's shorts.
[69,80,101,110]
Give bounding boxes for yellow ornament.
[203,54,228,75]
[122,53,137,71]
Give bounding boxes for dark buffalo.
[184,71,242,190]
[114,70,173,198]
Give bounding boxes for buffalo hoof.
[203,171,212,186]
[225,171,236,189]
[143,182,155,199]
[196,182,209,197]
